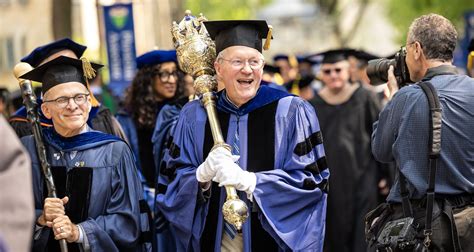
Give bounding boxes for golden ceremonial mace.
[171,11,249,230]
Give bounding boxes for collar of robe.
[217,85,292,116]
[43,127,121,151]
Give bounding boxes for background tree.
[184,0,272,20]
[316,0,370,47]
[386,0,474,43]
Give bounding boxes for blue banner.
[103,3,137,98]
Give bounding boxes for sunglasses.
[322,68,343,75]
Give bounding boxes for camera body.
[367,47,411,87]
[376,217,422,251]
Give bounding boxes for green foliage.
[387,0,474,43]
[183,0,273,20]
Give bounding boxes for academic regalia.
[22,128,150,252]
[19,55,151,252]
[309,86,382,252]
[260,79,288,92]
[10,38,126,140]
[156,86,329,251]
[116,104,166,207]
[151,96,188,252]
[116,49,179,210]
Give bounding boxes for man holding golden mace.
[156,11,329,251]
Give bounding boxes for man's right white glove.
[196,146,239,183]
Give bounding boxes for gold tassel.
[81,57,96,79]
[467,51,474,72]
[273,73,284,85]
[289,54,298,68]
[80,57,100,107]
[290,78,300,96]
[263,25,272,51]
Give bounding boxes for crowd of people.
[0,12,472,252]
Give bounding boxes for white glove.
[196,147,238,183]
[212,162,257,196]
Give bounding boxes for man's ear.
[214,61,222,77]
[414,41,423,61]
[41,103,52,119]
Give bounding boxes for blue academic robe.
[22,128,151,252]
[156,86,329,251]
[151,102,185,252]
[115,111,157,209]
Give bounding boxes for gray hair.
[215,50,227,63]
[407,13,457,61]
[214,47,265,63]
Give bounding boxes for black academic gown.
[310,86,382,252]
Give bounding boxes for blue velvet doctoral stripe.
[12,98,100,126]
[217,85,292,116]
[43,127,121,151]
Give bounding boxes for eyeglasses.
[156,71,178,82]
[322,68,343,75]
[43,93,90,108]
[220,58,265,70]
[405,41,416,48]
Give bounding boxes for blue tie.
[224,117,240,239]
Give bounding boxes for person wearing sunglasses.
[19,56,150,251]
[309,49,384,252]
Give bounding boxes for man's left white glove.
[212,162,257,197]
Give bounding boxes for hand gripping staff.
[171,11,249,231]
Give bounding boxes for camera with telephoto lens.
[367,47,411,87]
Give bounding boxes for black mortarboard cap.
[297,55,319,65]
[318,48,355,64]
[20,56,102,94]
[351,50,379,62]
[204,20,272,54]
[263,64,280,74]
[21,38,87,67]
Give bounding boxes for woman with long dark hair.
[116,50,184,199]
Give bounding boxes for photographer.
[370,13,473,251]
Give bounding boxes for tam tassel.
[80,57,100,107]
[263,25,273,51]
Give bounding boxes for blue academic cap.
[136,50,178,69]
[21,38,87,67]
[273,54,289,62]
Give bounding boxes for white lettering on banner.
[121,30,135,81]
[108,32,122,80]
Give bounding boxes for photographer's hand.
[387,65,399,100]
